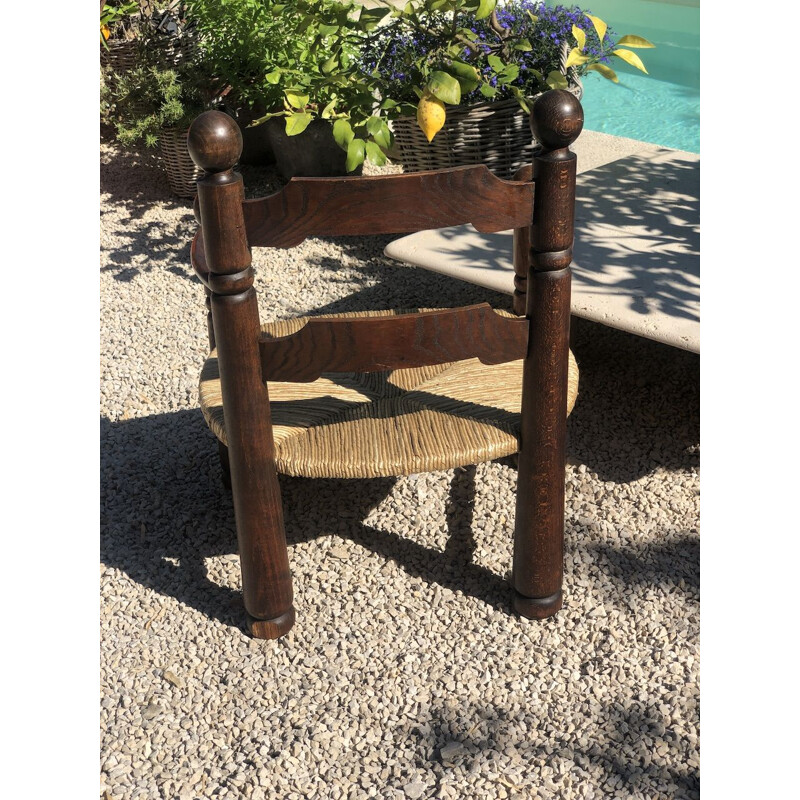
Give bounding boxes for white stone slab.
[384,141,699,353]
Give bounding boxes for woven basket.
[100,30,199,75]
[392,81,582,179]
[159,127,204,198]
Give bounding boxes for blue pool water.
[555,0,700,153]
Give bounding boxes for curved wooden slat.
[242,165,535,248]
[259,304,528,383]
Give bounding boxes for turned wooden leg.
[513,269,571,618]
[512,90,582,620]
[190,111,295,639]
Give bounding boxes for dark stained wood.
[512,225,531,316]
[241,165,536,248]
[259,304,528,383]
[189,110,295,639]
[182,92,584,637]
[191,231,210,289]
[513,267,572,613]
[511,164,534,317]
[513,90,582,618]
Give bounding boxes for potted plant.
[354,0,654,177]
[101,1,198,76]
[101,59,225,196]
[184,0,393,177]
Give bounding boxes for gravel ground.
[100,137,699,800]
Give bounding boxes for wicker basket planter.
[100,29,199,76]
[159,127,204,198]
[391,82,582,179]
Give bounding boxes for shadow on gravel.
[101,377,698,635]
[397,698,699,799]
[100,411,508,633]
[589,532,700,592]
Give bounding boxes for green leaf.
[358,7,390,31]
[285,113,312,136]
[365,116,383,136]
[346,138,366,172]
[285,90,309,109]
[448,60,481,93]
[497,65,519,85]
[380,98,399,110]
[332,118,354,149]
[612,48,649,73]
[513,37,533,52]
[546,71,568,90]
[586,63,619,82]
[571,25,586,52]
[586,14,607,42]
[365,141,387,166]
[321,54,339,75]
[318,24,339,37]
[448,60,481,83]
[487,54,505,73]
[480,84,497,99]
[371,121,393,150]
[565,47,589,68]
[265,70,282,85]
[426,71,461,105]
[475,0,497,21]
[615,35,655,49]
[321,99,337,119]
[510,86,531,113]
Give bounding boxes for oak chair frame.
[187,90,584,639]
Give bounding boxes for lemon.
[416,92,446,143]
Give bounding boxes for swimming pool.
[561,0,700,153]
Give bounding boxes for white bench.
[385,132,700,353]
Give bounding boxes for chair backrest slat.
[242,165,534,248]
[259,304,528,383]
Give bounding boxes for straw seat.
[199,310,579,480]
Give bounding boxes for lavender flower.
[357,1,617,106]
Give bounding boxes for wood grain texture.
[191,230,210,288]
[242,165,535,248]
[512,225,531,316]
[259,304,528,383]
[512,95,580,617]
[190,111,295,638]
[513,268,572,607]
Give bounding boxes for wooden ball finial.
[187,111,243,173]
[530,89,584,150]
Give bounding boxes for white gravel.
[100,136,699,800]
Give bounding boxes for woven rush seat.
[200,309,579,479]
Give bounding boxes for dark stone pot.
[239,117,280,166]
[266,118,361,179]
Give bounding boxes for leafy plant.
[359,1,653,125]
[185,0,396,171]
[101,0,140,48]
[102,61,223,147]
[173,1,652,171]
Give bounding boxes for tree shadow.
[393,697,699,798]
[588,532,699,593]
[100,411,509,633]
[566,316,699,483]
[99,136,285,284]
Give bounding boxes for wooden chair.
[188,90,584,639]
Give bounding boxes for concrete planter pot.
[239,117,279,166]
[266,119,361,179]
